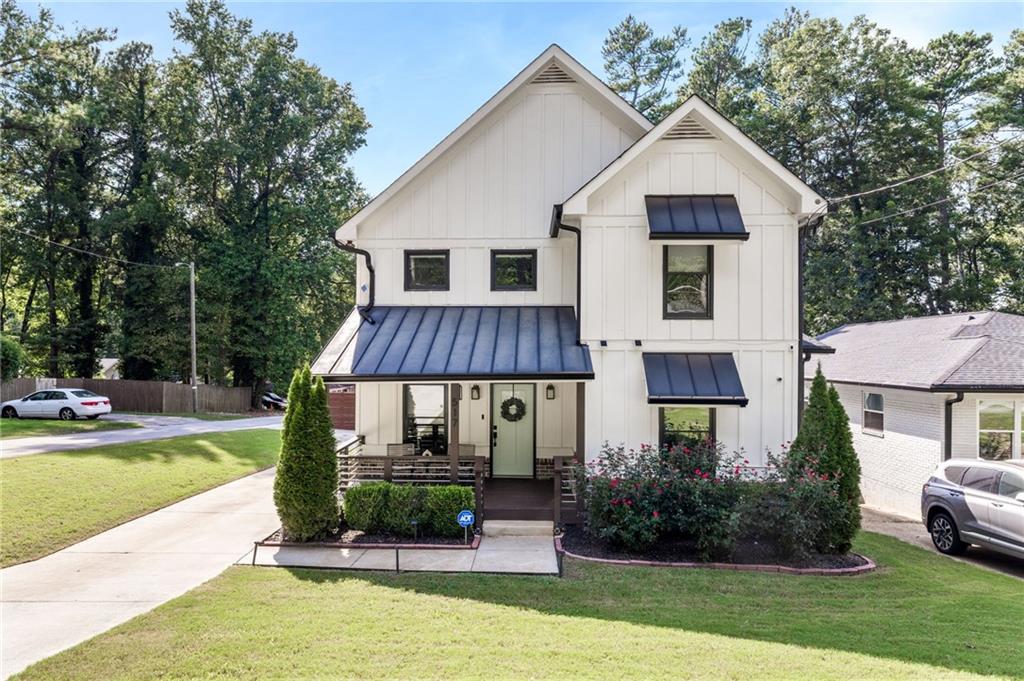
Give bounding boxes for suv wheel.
[58,407,77,421]
[929,511,967,555]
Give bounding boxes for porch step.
[482,520,554,537]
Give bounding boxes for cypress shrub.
[273,366,339,541]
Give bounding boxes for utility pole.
[178,261,199,413]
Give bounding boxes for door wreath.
[500,396,527,422]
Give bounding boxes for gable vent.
[662,116,716,140]
[531,62,575,84]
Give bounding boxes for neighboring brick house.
[807,311,1024,518]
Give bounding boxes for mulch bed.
[261,526,476,548]
[559,526,869,571]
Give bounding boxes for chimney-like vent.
[662,116,716,140]
[531,62,575,84]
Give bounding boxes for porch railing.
[552,455,579,525]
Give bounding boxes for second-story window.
[663,245,712,319]
[491,250,537,291]
[404,250,449,291]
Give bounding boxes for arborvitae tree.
[789,365,832,467]
[273,365,338,541]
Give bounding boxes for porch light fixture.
[470,385,481,400]
[546,384,556,400]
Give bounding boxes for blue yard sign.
[457,509,475,528]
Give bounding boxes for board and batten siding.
[577,138,802,463]
[353,85,641,307]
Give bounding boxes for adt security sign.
[457,510,475,528]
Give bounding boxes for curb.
[257,531,481,551]
[553,537,876,576]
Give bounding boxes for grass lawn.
[118,411,256,421]
[0,429,280,567]
[0,418,140,439]
[16,533,1023,680]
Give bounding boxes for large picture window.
[663,245,712,319]
[659,407,715,449]
[403,384,447,455]
[863,392,884,435]
[404,250,449,291]
[491,249,537,291]
[978,400,1016,460]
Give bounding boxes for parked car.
[922,459,1024,561]
[0,389,113,421]
[261,391,287,411]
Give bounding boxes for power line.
[853,169,1024,228]
[1,224,181,270]
[824,134,1023,205]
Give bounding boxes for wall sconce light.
[545,384,556,400]
[470,385,480,400]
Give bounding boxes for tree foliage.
[602,15,688,121]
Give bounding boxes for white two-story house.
[313,45,824,520]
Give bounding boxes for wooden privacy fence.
[0,377,252,414]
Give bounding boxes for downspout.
[331,234,376,324]
[551,204,582,345]
[943,391,965,460]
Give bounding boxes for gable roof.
[811,312,1024,392]
[561,95,825,218]
[335,45,652,241]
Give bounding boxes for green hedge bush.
[343,482,474,538]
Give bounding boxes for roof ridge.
[932,336,991,387]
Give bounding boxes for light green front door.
[491,383,535,477]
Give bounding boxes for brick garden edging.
[554,537,877,576]
[257,530,481,551]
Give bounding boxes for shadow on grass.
[28,430,282,467]
[284,532,1024,679]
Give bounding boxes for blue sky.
[28,1,1024,195]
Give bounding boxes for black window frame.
[662,245,714,320]
[402,384,448,455]
[490,249,538,292]
[658,407,717,449]
[403,249,450,292]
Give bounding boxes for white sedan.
[1,389,112,421]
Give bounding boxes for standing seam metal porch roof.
[312,306,594,381]
[642,353,748,405]
[644,195,749,240]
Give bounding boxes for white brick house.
[808,312,1024,518]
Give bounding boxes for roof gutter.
[330,234,376,324]
[943,391,965,460]
[550,204,582,345]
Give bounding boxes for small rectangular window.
[491,250,537,291]
[663,245,712,319]
[404,250,449,291]
[863,392,884,434]
[978,401,1014,460]
[659,407,715,449]
[403,384,447,455]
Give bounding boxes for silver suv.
[922,459,1024,560]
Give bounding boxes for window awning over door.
[642,353,748,406]
[644,195,749,240]
[312,306,594,382]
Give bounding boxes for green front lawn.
[17,533,1023,680]
[0,429,280,567]
[0,418,140,439]
[119,411,256,421]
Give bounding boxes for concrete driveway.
[861,507,1024,580]
[0,414,285,459]
[1,468,281,678]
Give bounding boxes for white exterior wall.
[578,140,802,464]
[355,381,577,461]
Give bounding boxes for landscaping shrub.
[342,482,474,538]
[273,366,339,541]
[1,336,25,381]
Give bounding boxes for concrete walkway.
[0,414,288,459]
[0,468,281,678]
[861,507,1024,580]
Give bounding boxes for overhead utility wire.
[1,224,181,270]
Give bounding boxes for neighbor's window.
[404,250,449,291]
[978,401,1014,460]
[491,250,537,291]
[663,245,712,319]
[863,392,884,435]
[403,384,447,455]
[660,407,715,449]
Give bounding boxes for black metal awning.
[312,306,593,382]
[645,195,749,240]
[642,353,748,406]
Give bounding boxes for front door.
[491,383,535,477]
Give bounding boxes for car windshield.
[70,390,99,398]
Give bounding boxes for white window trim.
[862,391,884,438]
[976,399,1022,460]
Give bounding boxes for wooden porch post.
[449,383,461,482]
